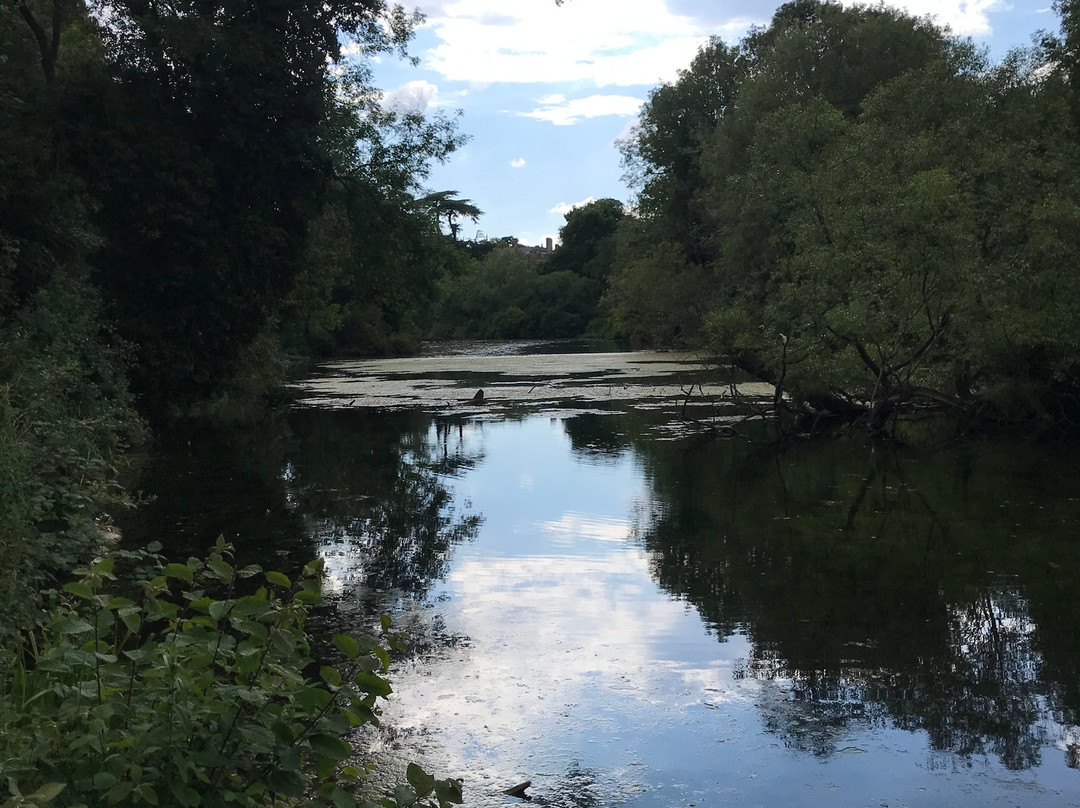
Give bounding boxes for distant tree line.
[429,198,625,340]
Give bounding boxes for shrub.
[0,541,462,808]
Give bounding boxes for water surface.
[120,350,1080,807]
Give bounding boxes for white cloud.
[838,0,1006,36]
[519,94,643,126]
[382,79,442,113]
[550,197,597,216]
[510,157,527,168]
[421,0,719,86]
[414,1,1011,92]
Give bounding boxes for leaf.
[295,686,333,711]
[63,581,94,599]
[91,558,115,575]
[266,769,305,798]
[309,732,351,762]
[207,559,234,581]
[353,671,392,698]
[373,646,391,672]
[56,617,93,635]
[118,609,142,633]
[265,571,291,588]
[27,783,66,802]
[333,634,360,661]
[393,785,417,808]
[406,763,436,796]
[331,786,358,808]
[434,778,464,806]
[162,563,193,583]
[321,666,342,687]
[171,783,201,807]
[270,629,295,655]
[104,780,134,804]
[380,614,392,632]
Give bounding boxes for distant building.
[517,237,554,257]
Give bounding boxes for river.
[118,345,1080,807]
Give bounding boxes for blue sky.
[366,0,1060,247]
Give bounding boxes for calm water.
[119,352,1080,807]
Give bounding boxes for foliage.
[0,0,145,626]
[432,199,626,340]
[431,246,599,340]
[415,192,483,241]
[0,541,462,808]
[610,0,1080,431]
[543,198,625,282]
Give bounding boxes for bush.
[0,541,462,808]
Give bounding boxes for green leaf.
[163,563,193,583]
[331,786,358,808]
[333,633,360,660]
[266,769,305,798]
[208,600,231,621]
[63,581,94,599]
[309,732,351,762]
[207,558,233,581]
[321,666,343,687]
[296,686,333,711]
[105,780,134,804]
[56,617,93,635]
[270,629,295,655]
[434,778,464,805]
[118,608,142,633]
[393,785,417,807]
[92,558,115,575]
[354,671,393,698]
[138,784,159,805]
[171,783,201,807]
[406,763,436,795]
[380,614,393,632]
[265,571,291,588]
[373,646,391,672]
[27,783,66,802]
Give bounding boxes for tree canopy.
[608,0,1080,434]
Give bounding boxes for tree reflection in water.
[561,413,1080,772]
[283,410,482,613]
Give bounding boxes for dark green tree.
[416,190,484,241]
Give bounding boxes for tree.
[610,0,1080,431]
[416,191,483,241]
[544,198,625,282]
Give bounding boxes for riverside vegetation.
[0,0,464,802]
[436,0,1080,435]
[5,0,1080,803]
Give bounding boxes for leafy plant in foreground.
[0,540,462,808]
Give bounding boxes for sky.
[366,0,1061,247]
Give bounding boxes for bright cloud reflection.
[372,537,749,803]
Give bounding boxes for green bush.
[0,541,462,808]
[0,267,145,631]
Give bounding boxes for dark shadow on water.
[615,420,1080,771]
